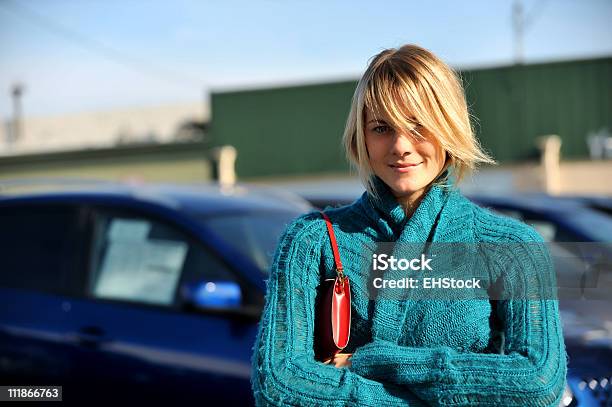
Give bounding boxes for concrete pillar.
[210,145,237,187]
[537,135,562,195]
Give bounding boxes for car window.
[198,211,303,274]
[88,209,239,307]
[0,204,82,294]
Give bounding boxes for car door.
[0,201,88,385]
[63,204,260,403]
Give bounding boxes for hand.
[323,352,352,368]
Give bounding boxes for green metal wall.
[210,81,356,178]
[462,57,611,162]
[211,57,611,179]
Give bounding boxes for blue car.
[0,180,311,403]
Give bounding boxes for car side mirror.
[181,281,242,310]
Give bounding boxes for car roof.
[460,193,612,242]
[0,178,313,215]
[467,192,588,212]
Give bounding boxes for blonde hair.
[342,44,495,199]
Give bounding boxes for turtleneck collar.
[355,175,473,342]
[359,175,451,242]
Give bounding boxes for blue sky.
[1,0,611,118]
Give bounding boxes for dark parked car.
[0,180,311,403]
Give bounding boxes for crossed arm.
[251,215,567,406]
[251,215,425,406]
[348,239,568,406]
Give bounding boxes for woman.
[251,44,567,406]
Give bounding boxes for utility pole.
[512,0,548,65]
[513,0,525,65]
[10,83,24,145]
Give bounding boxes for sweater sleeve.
[349,232,568,406]
[251,213,427,406]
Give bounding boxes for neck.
[393,187,428,218]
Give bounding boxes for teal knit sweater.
[251,177,567,406]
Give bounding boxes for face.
[364,108,446,201]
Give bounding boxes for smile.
[389,162,422,173]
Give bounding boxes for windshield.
[198,211,304,274]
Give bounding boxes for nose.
[389,130,416,157]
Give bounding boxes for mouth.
[389,162,422,173]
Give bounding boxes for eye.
[410,124,424,135]
[372,125,392,134]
